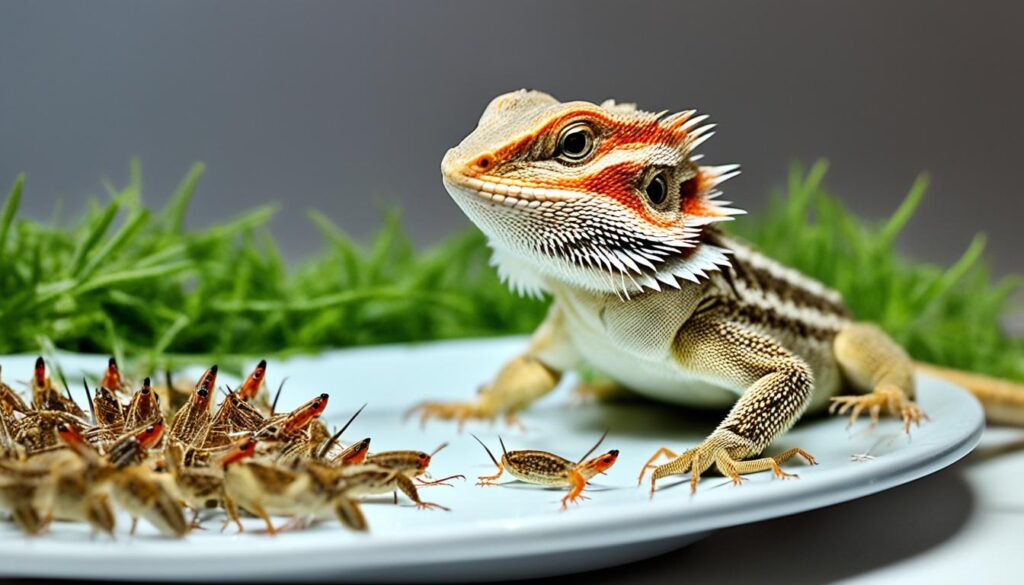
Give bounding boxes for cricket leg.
[560,469,589,509]
[394,473,449,511]
[636,447,679,486]
[830,322,927,433]
[251,504,277,536]
[333,497,367,531]
[221,494,244,533]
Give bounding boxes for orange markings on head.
[587,449,619,473]
[342,438,371,465]
[471,154,494,173]
[34,357,46,386]
[417,452,432,471]
[579,161,644,205]
[126,378,159,425]
[193,365,218,406]
[283,393,330,435]
[573,162,678,228]
[681,170,722,218]
[470,109,618,173]
[222,437,257,468]
[599,119,684,154]
[135,420,165,449]
[238,360,267,401]
[102,357,122,390]
[56,422,86,447]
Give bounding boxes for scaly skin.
[412,90,1023,493]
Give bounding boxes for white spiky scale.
[688,131,716,152]
[689,123,717,137]
[708,171,742,187]
[677,113,709,132]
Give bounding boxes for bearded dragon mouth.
[443,173,582,207]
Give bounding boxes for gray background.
[1,0,1021,276]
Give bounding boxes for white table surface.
[580,425,1024,585]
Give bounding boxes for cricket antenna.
[270,377,288,416]
[471,433,501,468]
[430,442,449,457]
[82,377,95,423]
[577,428,610,464]
[498,435,509,459]
[318,403,367,460]
[57,369,73,402]
[319,405,372,461]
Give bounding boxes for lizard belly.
[555,288,740,409]
[573,334,739,408]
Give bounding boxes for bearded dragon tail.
[915,362,1024,425]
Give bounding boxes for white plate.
[0,337,983,582]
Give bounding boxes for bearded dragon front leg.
[645,315,818,494]
[829,322,928,433]
[408,306,579,429]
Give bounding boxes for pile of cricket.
[0,358,460,537]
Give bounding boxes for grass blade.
[164,163,205,233]
[0,174,24,263]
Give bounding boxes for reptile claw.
[830,384,928,434]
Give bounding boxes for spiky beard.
[445,176,742,300]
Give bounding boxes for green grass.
[0,160,1020,382]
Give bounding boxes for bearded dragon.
[411,89,1024,493]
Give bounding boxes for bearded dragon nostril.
[473,154,493,171]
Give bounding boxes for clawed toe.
[830,385,928,435]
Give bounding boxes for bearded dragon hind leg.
[830,323,929,433]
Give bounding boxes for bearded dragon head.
[442,89,744,298]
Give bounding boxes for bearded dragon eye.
[645,173,668,206]
[556,123,595,161]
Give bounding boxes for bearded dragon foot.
[645,433,816,496]
[830,384,929,433]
